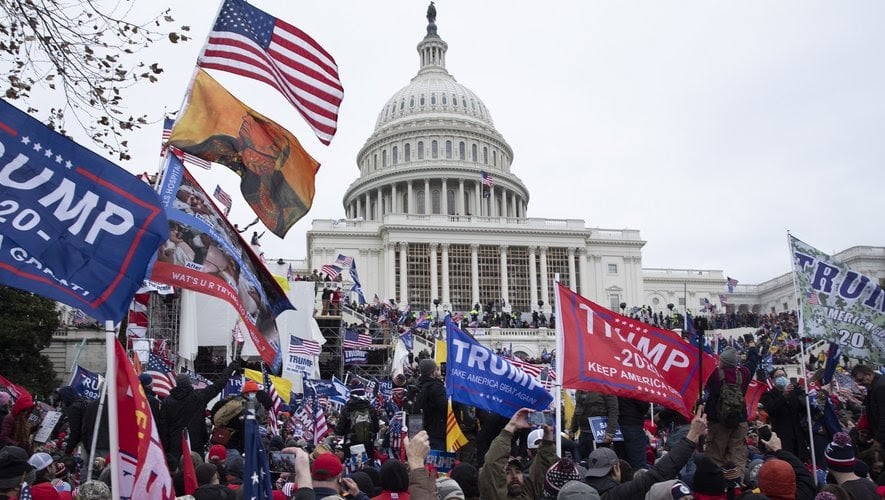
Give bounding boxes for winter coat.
[571,390,618,434]
[478,429,556,500]
[159,364,234,458]
[414,376,447,444]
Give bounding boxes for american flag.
[161,118,212,169]
[312,396,329,445]
[212,184,233,215]
[286,264,295,282]
[145,353,176,397]
[505,357,557,389]
[232,319,245,343]
[198,0,343,146]
[181,368,211,390]
[288,336,321,356]
[321,264,342,280]
[481,170,494,188]
[719,293,729,305]
[726,276,738,292]
[71,309,93,326]
[335,254,353,268]
[388,411,406,461]
[342,329,372,350]
[262,365,282,437]
[19,482,31,500]
[807,292,821,305]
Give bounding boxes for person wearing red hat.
[0,392,35,453]
[310,452,367,499]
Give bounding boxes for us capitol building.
[283,6,885,320]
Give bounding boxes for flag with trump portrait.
[790,235,885,364]
[556,283,716,417]
[0,99,168,322]
[168,69,320,239]
[149,152,292,373]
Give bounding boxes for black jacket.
[414,375,447,443]
[335,397,380,454]
[159,363,235,458]
[617,397,650,427]
[62,397,88,454]
[81,397,110,452]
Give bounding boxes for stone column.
[390,183,398,213]
[386,242,396,301]
[441,178,448,215]
[364,192,370,220]
[399,242,409,305]
[578,247,589,296]
[539,246,549,311]
[489,186,496,216]
[501,189,508,218]
[592,253,603,301]
[529,246,538,311]
[567,247,577,292]
[475,181,482,216]
[429,243,438,306]
[470,243,479,307]
[458,180,465,215]
[441,243,450,306]
[424,178,430,215]
[377,187,383,217]
[500,245,510,312]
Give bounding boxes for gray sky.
[68,1,885,284]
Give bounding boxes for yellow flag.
[435,338,447,364]
[244,367,292,404]
[446,400,468,453]
[563,389,575,430]
[273,274,290,292]
[169,69,320,238]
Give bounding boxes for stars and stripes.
[311,397,329,445]
[231,319,245,343]
[18,482,32,500]
[286,263,295,282]
[321,264,342,280]
[262,365,282,437]
[161,118,212,169]
[288,336,321,356]
[335,254,353,268]
[388,411,406,462]
[145,353,176,397]
[213,184,233,215]
[718,293,729,305]
[480,170,494,187]
[71,308,93,326]
[126,293,149,337]
[726,276,739,292]
[807,292,821,305]
[342,329,372,350]
[199,0,343,146]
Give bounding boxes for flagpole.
[104,320,121,500]
[86,375,108,481]
[553,278,564,459]
[787,231,818,485]
[68,337,87,385]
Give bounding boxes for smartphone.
[757,424,772,442]
[528,411,554,427]
[269,451,296,473]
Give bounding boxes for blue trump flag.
[0,100,168,321]
[445,317,552,417]
[70,365,101,400]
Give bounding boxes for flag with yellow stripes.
[446,400,468,453]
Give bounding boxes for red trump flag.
[556,284,715,417]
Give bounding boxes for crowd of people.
[1,305,883,499]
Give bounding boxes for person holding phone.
[759,367,807,460]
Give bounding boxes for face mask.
[775,376,788,389]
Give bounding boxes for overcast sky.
[61,1,885,285]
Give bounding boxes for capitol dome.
[343,5,528,222]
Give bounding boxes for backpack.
[716,367,744,428]
[350,406,373,444]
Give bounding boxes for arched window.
[400,99,405,110]
[452,95,458,106]
[431,94,437,105]
[471,144,478,162]
[418,142,424,160]
[445,140,452,159]
[382,150,387,168]
[459,142,465,160]
[442,95,447,105]
[373,154,377,170]
[447,190,456,215]
[401,193,409,213]
[392,146,398,165]
[420,95,426,106]
[417,190,426,214]
[409,97,415,108]
[483,147,488,164]
[432,140,439,159]
[404,143,411,162]
[493,150,497,166]
[431,189,441,214]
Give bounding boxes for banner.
[557,284,703,416]
[445,317,552,416]
[0,100,168,321]
[344,349,368,365]
[244,368,292,404]
[70,365,101,400]
[425,450,456,473]
[790,235,884,363]
[150,154,292,371]
[588,417,623,443]
[114,339,174,499]
[168,69,320,238]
